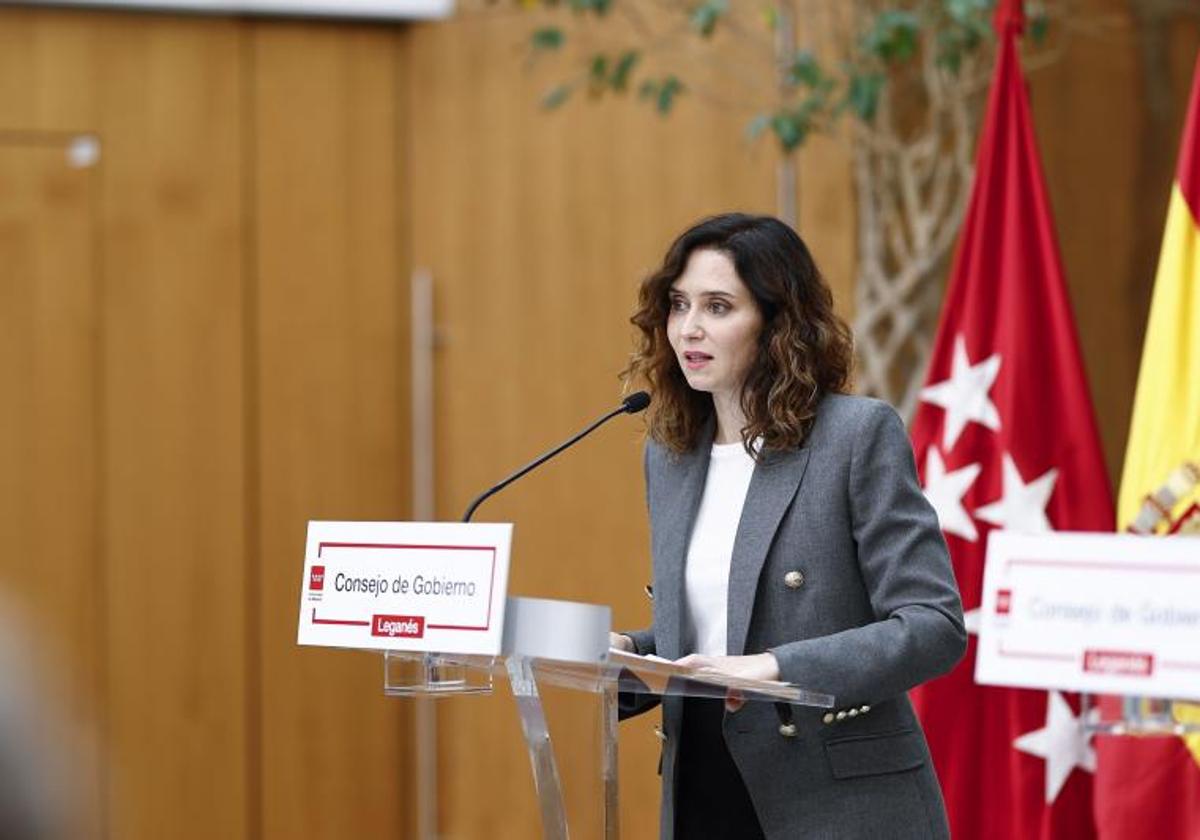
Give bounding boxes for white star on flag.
[918,335,1002,451]
[963,608,981,636]
[975,453,1059,533]
[1013,690,1096,803]
[922,448,982,541]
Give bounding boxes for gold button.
[653,725,666,742]
[783,570,804,589]
[836,710,847,721]
[822,713,834,725]
[779,723,797,737]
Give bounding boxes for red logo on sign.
[309,565,325,591]
[372,615,425,639]
[1083,650,1154,677]
[996,589,1012,615]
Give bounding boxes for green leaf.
[786,50,823,88]
[542,83,572,110]
[640,75,685,114]
[690,0,728,38]
[746,113,771,141]
[934,3,993,75]
[771,112,805,152]
[611,49,640,91]
[1028,12,1049,44]
[935,29,965,74]
[843,71,884,122]
[941,0,992,50]
[761,5,778,32]
[530,26,565,51]
[860,10,921,64]
[944,0,993,27]
[588,53,609,95]
[566,0,613,14]
[657,75,685,114]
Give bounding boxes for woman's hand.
[674,652,781,712]
[609,632,634,653]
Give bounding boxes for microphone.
[461,391,651,522]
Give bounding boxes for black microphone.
[461,391,651,522]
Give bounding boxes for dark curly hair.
[623,213,854,455]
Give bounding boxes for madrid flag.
[1092,51,1200,840]
[908,1,1114,837]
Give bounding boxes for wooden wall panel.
[1,9,419,839]
[96,15,249,840]
[1031,2,1152,483]
[0,8,99,133]
[1033,4,1200,484]
[0,140,103,838]
[252,22,413,840]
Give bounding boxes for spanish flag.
[1093,52,1200,839]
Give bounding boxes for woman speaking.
[613,213,966,839]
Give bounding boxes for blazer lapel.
[726,445,812,656]
[655,433,712,660]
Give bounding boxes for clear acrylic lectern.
[380,596,834,840]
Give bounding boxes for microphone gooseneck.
[461,391,651,522]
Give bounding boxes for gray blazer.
[624,394,966,840]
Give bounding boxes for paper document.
[605,648,826,705]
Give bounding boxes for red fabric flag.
[908,1,1115,837]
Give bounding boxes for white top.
[683,440,757,656]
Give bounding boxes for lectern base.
[383,651,495,697]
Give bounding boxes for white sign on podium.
[975,531,1200,700]
[296,520,512,656]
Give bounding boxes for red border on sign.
[315,541,498,631]
[311,608,369,627]
[1160,660,1200,671]
[995,554,1200,672]
[1007,557,1200,574]
[993,644,1200,672]
[996,643,1075,663]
